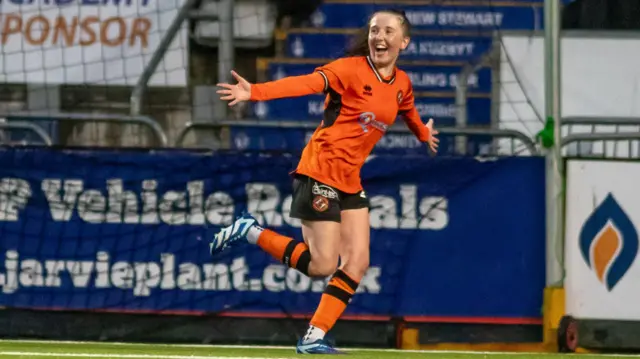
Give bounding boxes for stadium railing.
[561,117,640,158]
[0,112,168,147]
[174,120,539,156]
[488,30,640,158]
[0,120,54,146]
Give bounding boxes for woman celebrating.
[211,9,439,354]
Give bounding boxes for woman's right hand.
[217,70,252,106]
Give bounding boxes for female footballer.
[210,9,439,354]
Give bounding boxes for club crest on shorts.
[397,90,403,104]
[312,195,329,212]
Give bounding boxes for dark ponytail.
[345,25,370,57]
[344,8,412,57]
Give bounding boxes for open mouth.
[374,44,388,56]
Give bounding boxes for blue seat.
[285,30,493,62]
[250,94,491,126]
[263,61,492,94]
[230,128,292,151]
[309,1,543,30]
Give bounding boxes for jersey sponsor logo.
[397,90,403,104]
[312,195,329,212]
[358,112,389,133]
[312,182,338,199]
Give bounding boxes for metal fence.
[455,31,640,160]
[8,110,640,161]
[562,116,640,158]
[0,121,53,146]
[0,112,168,147]
[174,120,539,156]
[0,111,540,157]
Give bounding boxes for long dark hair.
[345,8,412,57]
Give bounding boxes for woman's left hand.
[426,118,439,154]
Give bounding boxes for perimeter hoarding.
[565,159,640,320]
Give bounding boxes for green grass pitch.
[0,340,636,359]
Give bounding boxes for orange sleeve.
[250,58,354,101]
[250,73,326,101]
[399,85,431,143]
[313,58,353,95]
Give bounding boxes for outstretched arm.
[399,87,439,153]
[250,72,327,101]
[217,70,327,106]
[218,59,351,107]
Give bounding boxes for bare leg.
[301,208,370,346]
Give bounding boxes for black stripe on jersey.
[366,56,396,84]
[317,71,329,92]
[322,87,342,128]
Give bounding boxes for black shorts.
[289,174,370,223]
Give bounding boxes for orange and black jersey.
[250,56,431,194]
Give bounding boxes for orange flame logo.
[580,194,638,291]
[591,223,622,284]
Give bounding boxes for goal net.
[0,0,188,147]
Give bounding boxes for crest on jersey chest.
[397,90,403,104]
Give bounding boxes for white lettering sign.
[0,250,382,297]
[405,11,504,27]
[0,177,448,230]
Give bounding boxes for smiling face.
[368,12,410,69]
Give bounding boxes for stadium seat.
[194,0,277,48]
[231,127,295,151]
[251,0,550,144]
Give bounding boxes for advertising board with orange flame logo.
[565,159,640,319]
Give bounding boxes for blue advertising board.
[286,32,493,62]
[312,3,542,31]
[267,62,492,93]
[0,148,545,320]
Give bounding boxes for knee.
[309,257,338,278]
[341,252,369,281]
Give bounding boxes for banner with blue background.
[0,148,545,321]
[266,63,492,94]
[285,33,493,62]
[313,3,542,30]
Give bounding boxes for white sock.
[246,224,264,244]
[302,325,325,344]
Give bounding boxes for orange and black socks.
[254,228,311,276]
[308,269,359,336]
